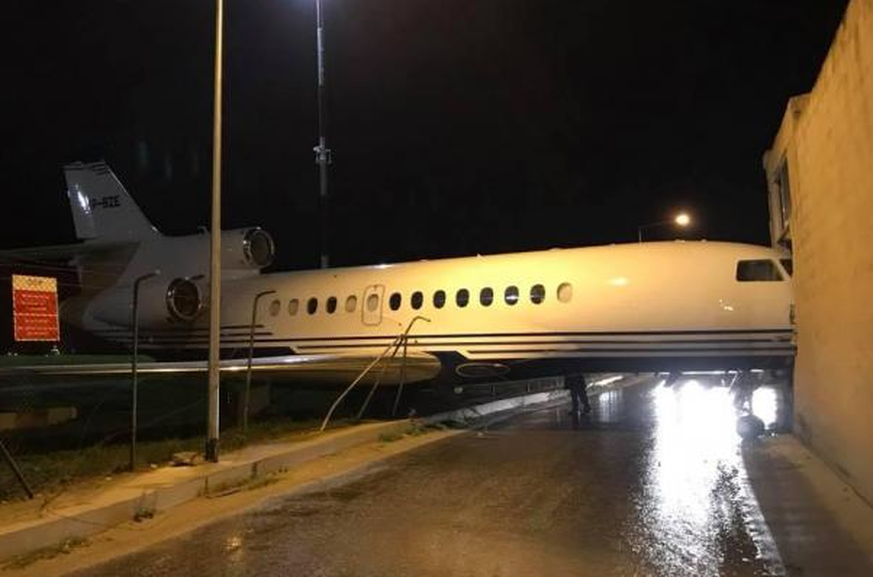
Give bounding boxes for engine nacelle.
[221,227,275,270]
[165,277,205,323]
[88,277,207,328]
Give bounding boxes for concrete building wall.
[764,0,873,503]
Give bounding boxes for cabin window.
[288,299,299,316]
[530,284,546,304]
[736,260,783,282]
[456,288,470,308]
[345,295,357,313]
[389,292,402,311]
[307,297,319,314]
[505,286,519,306]
[433,290,446,309]
[326,296,337,314]
[780,259,793,277]
[557,282,573,303]
[480,287,494,306]
[366,293,380,312]
[269,299,281,316]
[411,291,424,310]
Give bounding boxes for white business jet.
[0,162,794,386]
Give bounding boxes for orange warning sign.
[12,275,60,342]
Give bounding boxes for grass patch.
[0,417,355,503]
[207,473,280,498]
[379,422,445,443]
[378,432,403,443]
[2,537,89,569]
[407,422,445,436]
[133,505,155,522]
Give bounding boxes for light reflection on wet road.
[74,377,790,577]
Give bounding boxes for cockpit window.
[780,258,793,277]
[736,260,783,282]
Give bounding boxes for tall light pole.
[314,0,332,269]
[638,212,691,243]
[206,0,224,463]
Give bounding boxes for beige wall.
[764,0,873,502]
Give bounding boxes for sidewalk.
[744,434,873,575]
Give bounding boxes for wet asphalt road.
[73,377,793,577]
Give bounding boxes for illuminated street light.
[638,212,692,242]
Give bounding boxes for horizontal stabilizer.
[0,240,132,265]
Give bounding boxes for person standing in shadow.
[567,372,591,415]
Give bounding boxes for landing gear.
[736,413,765,439]
[730,370,763,439]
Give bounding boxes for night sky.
[1,0,849,270]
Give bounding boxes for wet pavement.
[69,377,867,576]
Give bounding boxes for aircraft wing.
[0,352,443,385]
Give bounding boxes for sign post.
[6,274,57,500]
[12,275,60,343]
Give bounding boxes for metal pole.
[243,290,276,435]
[637,221,663,243]
[0,440,33,500]
[206,0,224,463]
[131,271,159,472]
[314,0,331,269]
[390,336,409,417]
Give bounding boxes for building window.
[456,288,470,308]
[345,295,357,312]
[307,297,319,314]
[736,260,783,282]
[780,259,793,277]
[433,290,446,309]
[778,161,792,229]
[288,299,299,316]
[557,282,573,303]
[269,299,281,316]
[505,286,519,306]
[530,284,546,304]
[326,296,337,314]
[389,292,402,311]
[411,291,423,310]
[480,287,494,306]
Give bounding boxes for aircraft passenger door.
[362,284,384,326]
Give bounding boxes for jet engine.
[221,227,275,270]
[165,277,204,322]
[87,276,207,328]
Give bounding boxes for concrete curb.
[0,389,567,563]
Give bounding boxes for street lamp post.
[314,0,332,269]
[131,270,160,472]
[206,0,224,463]
[637,213,691,242]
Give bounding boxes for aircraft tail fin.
[64,161,161,241]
